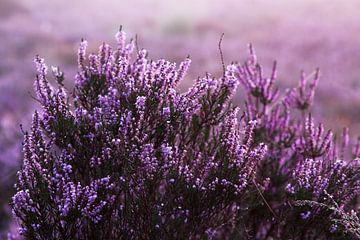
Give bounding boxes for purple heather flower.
[293,69,319,110]
[300,211,311,220]
[223,64,239,92]
[176,57,191,84]
[115,30,126,52]
[135,96,146,110]
[33,55,48,75]
[162,107,171,117]
[78,39,88,70]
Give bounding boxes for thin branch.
[252,178,278,221]
[218,33,226,76]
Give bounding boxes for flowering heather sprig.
[294,114,333,158]
[235,45,279,108]
[12,31,266,239]
[292,69,320,111]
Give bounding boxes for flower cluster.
[11,31,359,239]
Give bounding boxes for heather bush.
[233,46,359,239]
[11,30,359,239]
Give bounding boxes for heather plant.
[232,46,360,239]
[11,30,359,239]
[11,30,267,239]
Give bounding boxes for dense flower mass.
[12,30,359,239]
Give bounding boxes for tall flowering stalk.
[11,31,359,239]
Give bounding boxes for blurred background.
[1,0,360,237]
